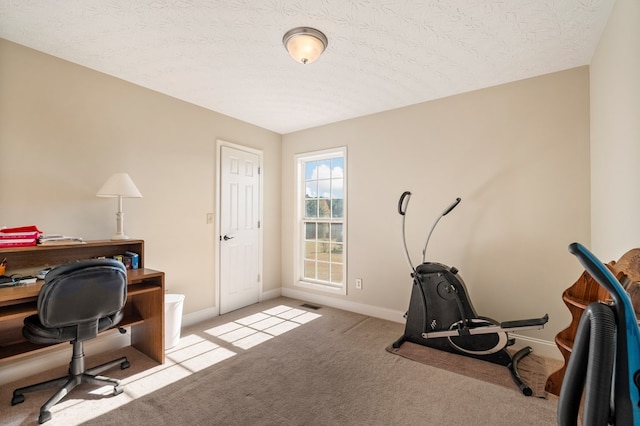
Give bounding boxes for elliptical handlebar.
[398,191,416,273]
[398,191,411,216]
[422,197,462,263]
[399,191,463,270]
[442,198,462,216]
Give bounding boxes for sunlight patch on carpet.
[124,334,238,396]
[205,304,321,350]
[167,335,237,372]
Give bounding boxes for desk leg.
[130,289,165,364]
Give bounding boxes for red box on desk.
[0,229,39,247]
[0,240,37,247]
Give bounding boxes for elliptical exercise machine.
[392,191,549,395]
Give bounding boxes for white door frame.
[215,139,264,314]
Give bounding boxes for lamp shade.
[96,173,142,198]
[283,27,328,64]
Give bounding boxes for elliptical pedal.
[500,314,549,329]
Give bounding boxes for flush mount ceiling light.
[282,27,328,64]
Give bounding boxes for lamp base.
[111,233,130,240]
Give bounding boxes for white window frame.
[294,147,347,295]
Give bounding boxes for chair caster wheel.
[39,410,52,424]
[11,393,25,405]
[114,385,124,396]
[121,360,130,369]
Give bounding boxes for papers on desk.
[14,276,37,285]
[38,234,85,245]
[0,227,85,247]
[0,275,14,287]
[0,275,37,287]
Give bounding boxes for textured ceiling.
[0,0,616,134]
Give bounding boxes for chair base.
[12,352,130,424]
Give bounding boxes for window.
[295,148,346,293]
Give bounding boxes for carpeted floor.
[1,297,559,425]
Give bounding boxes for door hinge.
[257,220,261,228]
[257,274,261,282]
[258,167,261,175]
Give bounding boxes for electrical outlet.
[355,278,363,290]
[206,213,213,224]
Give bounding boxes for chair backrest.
[566,242,640,425]
[38,259,127,331]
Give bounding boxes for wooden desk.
[0,240,165,365]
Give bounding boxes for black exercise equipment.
[392,191,548,395]
[557,242,640,425]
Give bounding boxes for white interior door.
[219,144,262,314]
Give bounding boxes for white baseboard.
[262,287,282,301]
[182,306,218,328]
[282,288,406,322]
[281,287,561,360]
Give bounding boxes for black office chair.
[11,259,131,424]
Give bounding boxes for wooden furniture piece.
[546,248,640,396]
[0,240,165,366]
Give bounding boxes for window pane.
[317,179,331,198]
[305,200,318,218]
[317,223,330,241]
[305,222,316,239]
[331,178,343,199]
[330,243,343,263]
[331,263,343,284]
[318,242,330,259]
[317,261,330,281]
[304,241,316,260]
[331,158,344,178]
[305,161,317,180]
[331,199,343,218]
[331,223,343,242]
[304,261,316,279]
[317,160,331,179]
[318,199,331,218]
[305,181,317,198]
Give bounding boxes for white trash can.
[165,294,185,350]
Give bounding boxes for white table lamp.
[96,173,142,240]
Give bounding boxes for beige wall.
[282,67,591,345]
[1,1,634,375]
[1,32,610,356]
[590,0,640,260]
[0,39,282,315]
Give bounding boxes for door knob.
[223,235,234,241]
